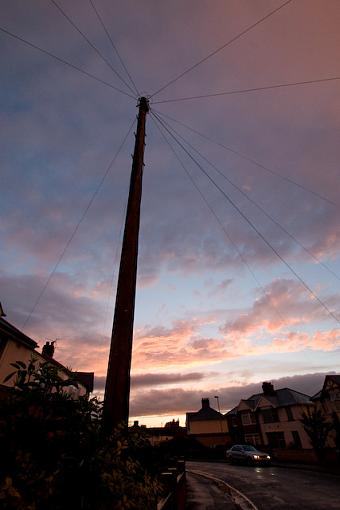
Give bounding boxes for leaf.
[15,360,27,369]
[10,362,20,369]
[3,371,16,383]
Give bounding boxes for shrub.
[0,360,161,510]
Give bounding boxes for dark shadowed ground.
[187,461,340,509]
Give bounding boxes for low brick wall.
[273,448,317,463]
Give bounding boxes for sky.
[1,0,340,426]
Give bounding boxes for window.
[0,338,7,361]
[292,431,302,449]
[245,434,261,446]
[266,431,286,448]
[241,413,251,425]
[262,408,278,423]
[286,407,293,421]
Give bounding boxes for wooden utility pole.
[103,97,149,428]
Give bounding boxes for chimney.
[42,341,55,358]
[262,381,275,395]
[201,398,210,409]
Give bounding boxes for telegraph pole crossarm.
[103,97,149,429]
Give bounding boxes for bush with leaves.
[0,360,161,510]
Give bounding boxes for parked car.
[226,444,271,465]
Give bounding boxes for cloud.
[94,371,211,390]
[130,371,337,417]
[221,278,338,336]
[2,0,340,422]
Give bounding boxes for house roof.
[187,407,226,422]
[0,317,94,393]
[312,374,340,400]
[252,388,311,407]
[226,387,311,415]
[325,375,340,385]
[0,316,38,349]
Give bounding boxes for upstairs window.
[241,413,251,425]
[286,407,294,421]
[262,408,278,423]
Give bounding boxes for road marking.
[187,469,259,510]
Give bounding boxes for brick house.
[226,382,313,450]
[312,374,340,450]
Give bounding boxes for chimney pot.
[201,398,210,409]
[262,381,275,395]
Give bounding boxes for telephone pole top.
[138,96,150,113]
[103,96,149,429]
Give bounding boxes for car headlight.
[266,455,271,460]
[253,455,259,459]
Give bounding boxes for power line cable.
[152,111,340,324]
[49,0,136,96]
[150,0,293,98]
[151,112,287,325]
[0,25,135,100]
[158,113,340,283]
[89,0,140,97]
[22,118,136,329]
[152,75,340,104]
[153,109,335,206]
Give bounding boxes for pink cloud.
[221,278,329,336]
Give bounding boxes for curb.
[187,469,258,510]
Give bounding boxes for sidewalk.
[186,471,238,509]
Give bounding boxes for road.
[187,461,340,509]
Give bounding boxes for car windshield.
[243,446,257,451]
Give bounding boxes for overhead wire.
[152,109,335,206]
[152,75,340,104]
[0,25,135,100]
[156,112,340,283]
[49,0,137,97]
[150,0,294,98]
[22,117,136,329]
[151,111,340,325]
[89,0,140,97]
[150,112,287,325]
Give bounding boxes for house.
[186,398,230,447]
[130,419,186,446]
[226,382,313,450]
[0,310,94,397]
[312,374,340,450]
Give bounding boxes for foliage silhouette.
[0,360,161,509]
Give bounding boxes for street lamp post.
[214,395,224,433]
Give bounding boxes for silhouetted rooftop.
[0,316,38,349]
[226,387,312,415]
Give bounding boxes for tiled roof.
[187,407,226,422]
[0,317,38,349]
[229,387,312,414]
[253,388,311,407]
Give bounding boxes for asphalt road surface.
[187,461,340,509]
